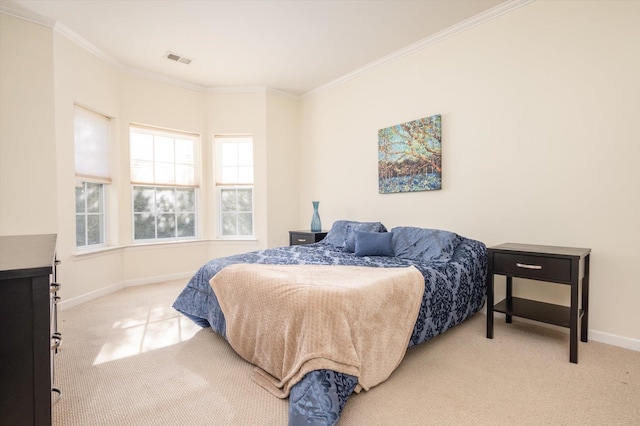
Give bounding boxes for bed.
[172,221,487,425]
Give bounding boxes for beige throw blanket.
[209,264,424,398]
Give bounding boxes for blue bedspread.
[173,233,486,425]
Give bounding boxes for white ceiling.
[1,0,514,96]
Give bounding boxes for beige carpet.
[53,280,640,425]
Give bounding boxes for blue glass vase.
[310,201,321,232]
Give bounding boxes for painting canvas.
[378,114,442,194]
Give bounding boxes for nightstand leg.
[581,254,590,343]
[487,264,494,339]
[570,259,579,363]
[505,276,513,324]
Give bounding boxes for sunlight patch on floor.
[93,307,200,365]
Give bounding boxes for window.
[130,125,199,241]
[74,106,110,248]
[215,136,254,238]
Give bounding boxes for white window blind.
[74,106,111,182]
[130,126,198,187]
[215,137,253,185]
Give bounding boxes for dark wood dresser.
[0,234,58,425]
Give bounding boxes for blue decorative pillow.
[390,226,461,263]
[323,220,387,249]
[354,231,394,257]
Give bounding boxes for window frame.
[218,186,254,239]
[131,185,198,242]
[214,136,255,239]
[74,106,111,250]
[130,125,200,243]
[75,180,106,249]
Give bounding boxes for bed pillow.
[323,220,387,249]
[390,226,461,263]
[354,231,394,257]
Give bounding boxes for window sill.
[73,245,123,260]
[126,239,208,250]
[212,237,258,242]
[72,238,256,261]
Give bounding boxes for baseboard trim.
[588,329,640,352]
[58,281,125,311]
[124,272,193,287]
[58,272,192,311]
[488,311,640,352]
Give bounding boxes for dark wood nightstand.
[486,243,591,363]
[289,230,327,246]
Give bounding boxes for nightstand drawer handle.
[297,239,307,242]
[516,262,542,270]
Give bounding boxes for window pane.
[130,133,154,161]
[157,214,176,238]
[133,186,197,241]
[238,143,253,165]
[130,159,154,183]
[154,136,175,162]
[177,213,195,237]
[134,213,155,239]
[221,189,236,212]
[221,142,238,166]
[238,213,253,236]
[176,189,195,211]
[221,212,237,235]
[76,181,105,247]
[133,187,155,212]
[155,162,175,185]
[175,139,194,163]
[237,189,252,211]
[76,184,86,213]
[220,166,237,183]
[86,183,102,213]
[237,166,253,184]
[130,127,197,186]
[75,107,110,179]
[175,164,195,185]
[156,189,175,213]
[76,215,86,246]
[87,214,102,245]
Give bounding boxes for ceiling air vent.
[165,51,192,65]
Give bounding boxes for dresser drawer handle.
[516,262,542,270]
[297,239,307,242]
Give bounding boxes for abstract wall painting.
[378,114,441,194]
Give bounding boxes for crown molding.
[206,86,299,101]
[206,85,269,95]
[0,4,56,27]
[302,0,535,98]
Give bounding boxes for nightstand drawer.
[289,231,327,246]
[291,233,314,245]
[493,252,571,283]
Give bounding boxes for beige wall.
[299,1,640,344]
[0,14,57,235]
[265,92,300,247]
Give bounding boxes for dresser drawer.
[493,252,571,283]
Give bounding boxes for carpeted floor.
[53,280,640,425]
